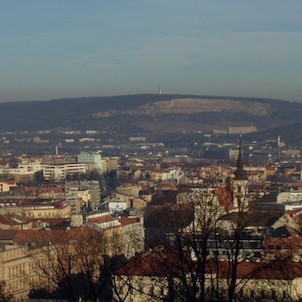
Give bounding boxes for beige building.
[116,184,140,197]
[22,203,71,219]
[0,242,50,301]
[0,180,17,193]
[228,126,257,134]
[114,252,302,302]
[42,163,86,180]
[101,157,120,174]
[87,213,145,258]
[0,202,71,219]
[0,215,33,230]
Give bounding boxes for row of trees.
[25,227,124,302]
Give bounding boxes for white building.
[277,190,302,210]
[41,163,86,180]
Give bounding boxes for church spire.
[234,140,247,180]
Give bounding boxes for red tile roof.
[0,214,31,226]
[265,235,302,250]
[0,180,16,185]
[40,186,64,193]
[118,216,140,226]
[115,250,192,277]
[12,226,97,244]
[116,251,302,281]
[207,260,302,280]
[87,214,115,223]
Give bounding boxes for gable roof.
[207,260,302,280]
[0,214,31,226]
[115,251,302,281]
[219,211,285,228]
[115,249,192,277]
[0,229,18,241]
[6,226,97,245]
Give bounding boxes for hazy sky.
[1,1,302,102]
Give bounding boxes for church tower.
[232,141,249,211]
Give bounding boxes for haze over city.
[1,1,302,103]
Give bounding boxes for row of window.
[119,282,290,300]
[119,284,166,297]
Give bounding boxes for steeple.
[234,140,247,180]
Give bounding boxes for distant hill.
[0,94,301,137]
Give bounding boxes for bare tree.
[137,169,269,302]
[0,281,13,302]
[28,226,124,302]
[139,181,233,301]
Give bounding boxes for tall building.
[65,180,101,211]
[77,151,102,173]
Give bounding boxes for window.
[250,290,254,298]
[261,290,266,299]
[213,250,219,256]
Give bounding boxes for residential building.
[42,163,86,180]
[65,180,101,211]
[0,242,50,301]
[114,251,302,302]
[0,180,17,192]
[101,157,120,174]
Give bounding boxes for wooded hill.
[0,94,301,139]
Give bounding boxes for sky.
[1,1,302,103]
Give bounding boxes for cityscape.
[0,95,302,301]
[1,1,302,302]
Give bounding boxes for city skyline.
[1,1,302,103]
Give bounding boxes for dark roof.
[0,230,18,241]
[219,211,285,228]
[144,204,193,231]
